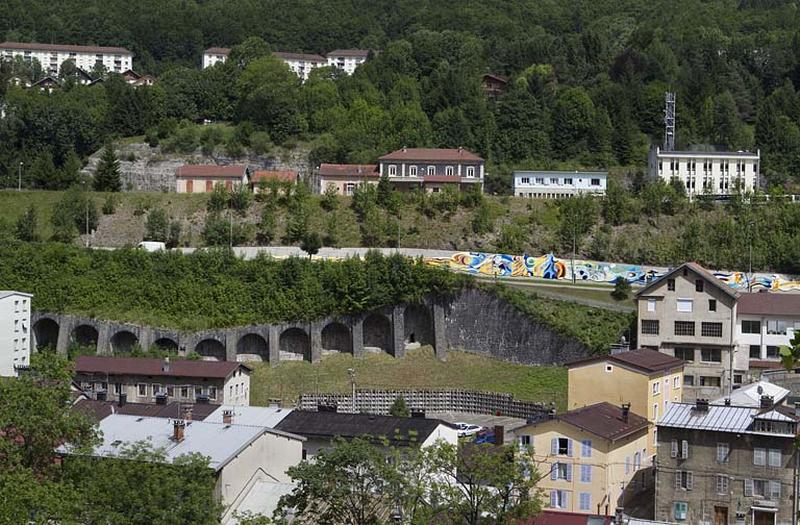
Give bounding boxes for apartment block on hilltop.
[513,171,607,199]
[566,349,684,456]
[202,47,372,79]
[377,147,485,193]
[648,147,760,197]
[0,291,32,377]
[656,397,799,525]
[326,49,370,74]
[0,42,133,76]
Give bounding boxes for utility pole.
[85,202,90,247]
[18,161,23,191]
[347,367,356,413]
[228,209,233,248]
[748,220,754,293]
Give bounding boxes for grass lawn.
[499,279,636,310]
[249,346,567,410]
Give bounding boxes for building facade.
[175,164,249,193]
[648,147,760,197]
[202,47,231,69]
[0,42,133,76]
[511,403,650,516]
[656,399,799,525]
[272,51,326,81]
[377,147,485,193]
[513,171,608,199]
[317,163,378,195]
[250,170,298,194]
[737,293,800,364]
[326,49,369,74]
[202,47,370,77]
[636,263,741,400]
[0,291,32,377]
[566,350,684,456]
[74,356,251,406]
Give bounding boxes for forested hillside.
[2,1,800,192]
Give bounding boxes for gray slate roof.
[205,405,293,428]
[658,402,798,436]
[712,381,790,408]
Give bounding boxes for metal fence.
[299,389,549,421]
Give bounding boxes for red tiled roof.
[327,49,370,58]
[738,292,800,316]
[318,163,378,177]
[74,356,249,379]
[251,170,297,183]
[379,148,484,162]
[524,511,613,525]
[553,402,649,442]
[273,51,326,62]
[73,398,218,422]
[423,175,462,183]
[567,349,684,374]
[0,41,131,54]
[176,165,247,179]
[204,47,231,55]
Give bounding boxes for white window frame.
[445,166,454,176]
[409,165,418,177]
[716,442,729,463]
[676,299,693,313]
[768,448,782,468]
[427,165,435,176]
[388,165,397,176]
[716,474,729,495]
[137,383,148,397]
[208,386,217,400]
[345,182,356,196]
[466,166,475,178]
[754,447,766,466]
[653,381,660,395]
[673,376,680,389]
[647,298,656,312]
[674,501,688,521]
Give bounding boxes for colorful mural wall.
[424,251,800,292]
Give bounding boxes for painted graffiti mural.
[424,251,800,292]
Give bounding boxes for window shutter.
[744,478,753,497]
[681,440,689,459]
[770,481,781,499]
[550,490,557,508]
[563,491,569,509]
[551,438,558,455]
[675,471,682,489]
[551,463,558,480]
[687,472,693,490]
[565,463,572,482]
[671,440,678,458]
[567,439,573,457]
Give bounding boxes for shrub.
[321,184,339,212]
[300,232,322,258]
[228,183,253,215]
[145,209,169,242]
[256,208,276,245]
[102,194,117,215]
[15,205,39,242]
[202,215,251,246]
[52,187,98,237]
[207,183,229,213]
[249,131,272,155]
[167,220,182,248]
[611,276,632,300]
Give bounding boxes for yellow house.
[566,349,684,455]
[512,402,649,516]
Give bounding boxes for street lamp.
[18,161,23,191]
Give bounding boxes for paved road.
[429,411,527,444]
[178,246,457,259]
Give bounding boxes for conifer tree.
[94,144,122,192]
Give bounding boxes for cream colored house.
[566,349,684,455]
[175,165,249,193]
[511,403,650,516]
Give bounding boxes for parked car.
[137,241,166,252]
[455,422,483,437]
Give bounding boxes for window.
[553,462,571,480]
[521,177,530,184]
[742,320,761,334]
[518,435,531,448]
[466,166,475,178]
[581,439,592,457]
[634,452,641,470]
[388,165,397,176]
[667,278,675,291]
[674,347,694,362]
[625,456,631,474]
[564,178,573,185]
[550,177,558,184]
[195,387,203,398]
[734,373,743,385]
[750,345,761,358]
[767,346,779,359]
[646,298,656,312]
[684,375,695,386]
[767,320,788,335]
[445,166,454,176]
[535,177,545,184]
[675,471,693,490]
[409,165,418,177]
[113,383,122,395]
[345,182,356,196]
[653,403,658,421]
[580,464,592,482]
[770,480,782,499]
[746,479,773,498]
[579,492,591,511]
[427,165,435,176]
[166,386,174,397]
[152,384,163,395]
[180,387,189,399]
[550,490,569,509]
[701,323,723,338]
[137,383,148,397]
[716,475,729,495]
[605,364,613,373]
[700,376,721,387]
[673,501,688,521]
[708,299,716,312]
[716,443,729,463]
[553,437,571,456]
[674,321,695,336]
[674,376,680,389]
[670,439,690,459]
[701,348,722,362]
[753,447,767,466]
[676,299,693,313]
[694,279,704,292]
[653,381,660,395]
[768,448,782,468]
[590,178,600,186]
[208,386,217,400]
[641,320,660,335]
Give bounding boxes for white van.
[137,241,166,252]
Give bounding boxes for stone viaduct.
[30,289,592,366]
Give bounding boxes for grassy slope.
[249,347,567,410]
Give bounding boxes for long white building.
[202,47,370,79]
[648,146,760,196]
[326,49,369,75]
[0,291,33,377]
[513,170,607,199]
[0,42,133,76]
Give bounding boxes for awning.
[751,506,778,513]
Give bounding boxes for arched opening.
[110,330,138,354]
[237,333,269,362]
[33,318,59,351]
[152,337,178,353]
[404,304,433,348]
[71,324,99,350]
[279,327,311,362]
[322,322,351,354]
[195,338,225,361]
[363,313,392,355]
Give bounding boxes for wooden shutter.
[567,439,573,457]
[186,180,193,193]
[671,440,678,458]
[551,438,558,455]
[565,463,572,482]
[686,472,693,490]
[681,440,689,459]
[550,490,557,508]
[550,463,558,480]
[675,471,682,489]
[744,478,753,497]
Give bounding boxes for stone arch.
[71,324,99,350]
[33,318,60,351]
[404,304,433,346]
[110,330,138,354]
[153,337,179,352]
[279,327,311,362]
[322,322,351,354]
[237,333,269,362]
[363,313,392,355]
[195,338,225,361]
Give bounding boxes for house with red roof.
[250,170,298,193]
[377,147,485,193]
[175,164,249,193]
[317,163,378,195]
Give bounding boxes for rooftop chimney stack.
[118,392,127,407]
[162,357,170,373]
[547,408,556,420]
[621,403,631,423]
[222,409,234,425]
[493,425,505,446]
[724,398,731,406]
[172,419,186,442]
[181,404,193,422]
[694,399,709,412]
[760,395,774,409]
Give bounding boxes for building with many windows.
[513,171,607,199]
[656,397,799,525]
[511,403,650,516]
[202,47,231,69]
[737,293,800,365]
[377,147,485,193]
[325,49,370,75]
[647,147,760,197]
[0,291,33,377]
[0,42,133,76]
[202,47,371,79]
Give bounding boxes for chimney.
[458,146,463,153]
[118,392,127,407]
[724,398,731,406]
[547,408,556,420]
[181,404,193,422]
[222,409,234,425]
[493,425,505,446]
[172,419,186,442]
[402,145,407,153]
[621,403,630,423]
[162,357,170,373]
[695,399,709,412]
[760,395,773,409]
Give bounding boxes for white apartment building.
[737,293,800,362]
[647,147,760,196]
[326,49,369,75]
[272,51,326,81]
[0,42,132,76]
[513,170,607,199]
[0,291,33,377]
[202,47,230,69]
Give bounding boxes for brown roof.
[251,170,297,183]
[423,175,462,183]
[566,349,685,374]
[635,261,740,300]
[73,398,218,422]
[74,356,249,379]
[318,163,378,178]
[378,148,484,163]
[176,164,247,179]
[0,41,132,54]
[748,359,784,370]
[738,292,800,316]
[204,47,231,55]
[483,73,508,83]
[556,402,649,442]
[273,51,326,62]
[327,49,370,58]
